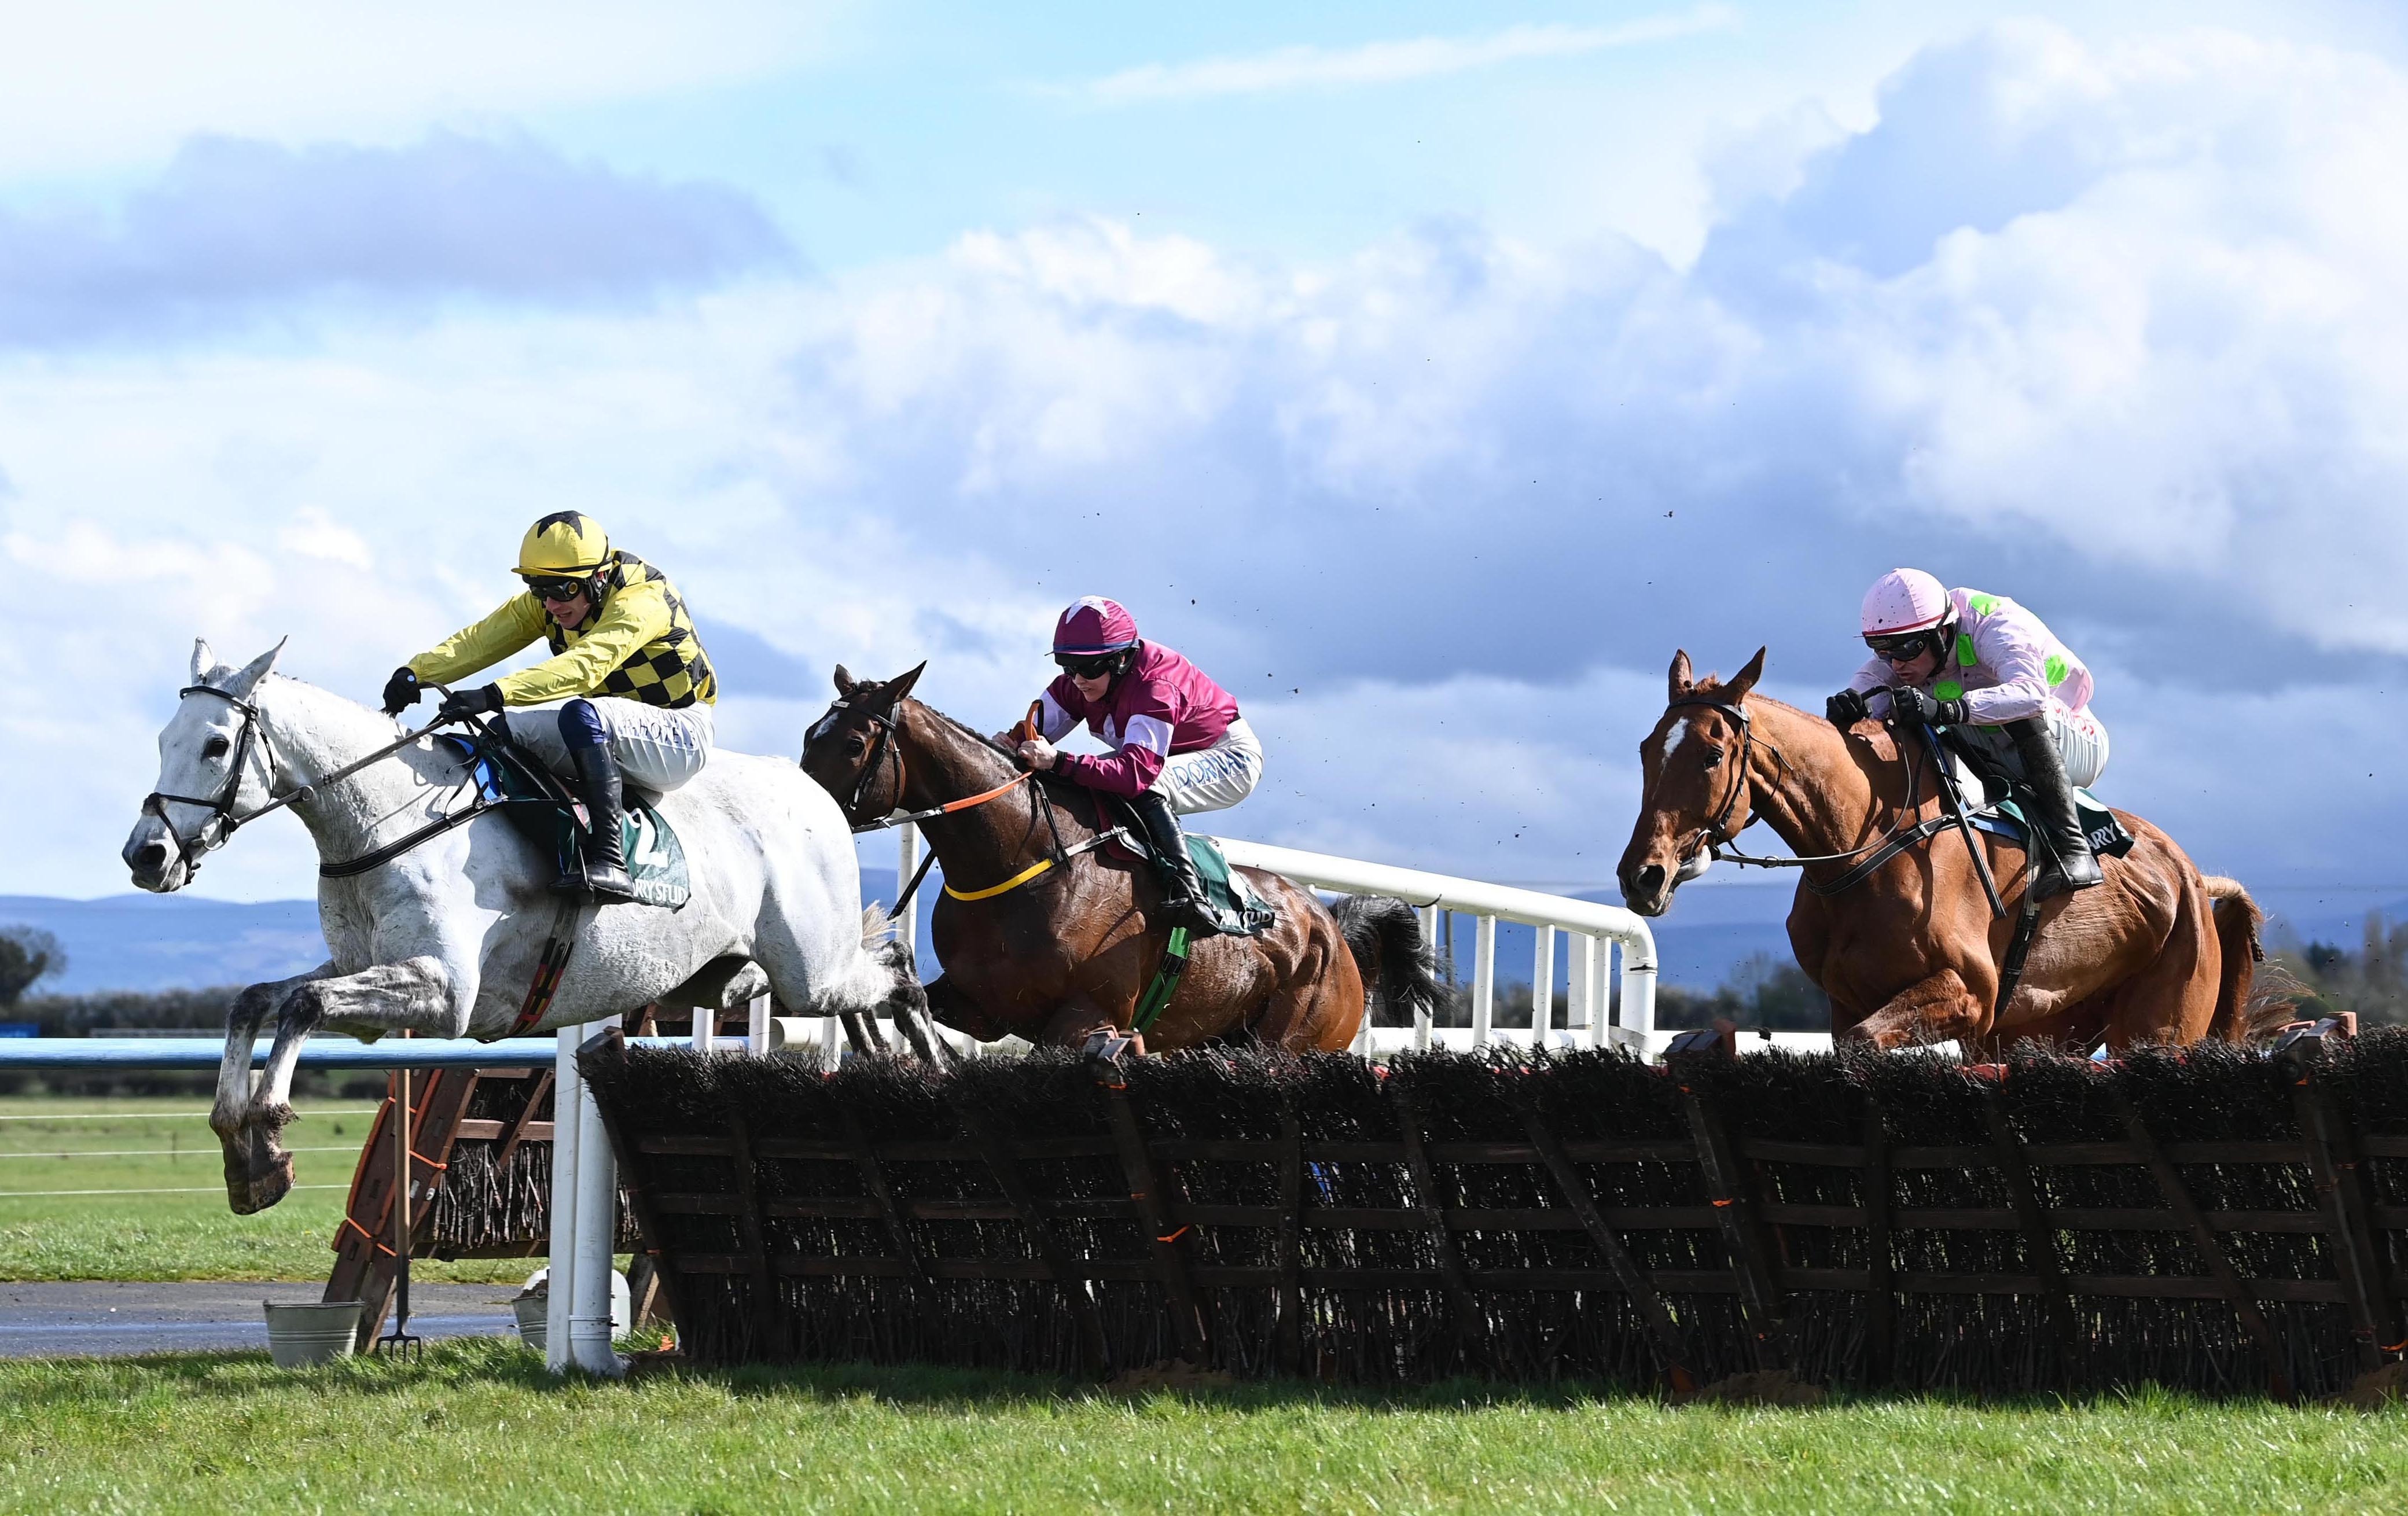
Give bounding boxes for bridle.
[808,696,1042,834]
[139,685,284,877]
[141,682,463,880]
[806,693,1121,904]
[1660,693,1948,897]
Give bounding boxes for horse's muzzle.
[1621,862,1671,917]
[122,820,187,893]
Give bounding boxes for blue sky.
[8,0,2408,925]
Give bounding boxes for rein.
[142,684,466,878]
[1666,694,1973,898]
[812,696,1122,906]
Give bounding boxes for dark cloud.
[0,130,792,344]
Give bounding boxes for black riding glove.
[1890,686,1969,728]
[438,684,505,722]
[1825,688,1870,727]
[381,667,422,716]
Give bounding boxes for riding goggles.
[1054,651,1126,678]
[522,575,591,603]
[1864,627,1947,665]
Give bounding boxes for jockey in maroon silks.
[1005,597,1263,932]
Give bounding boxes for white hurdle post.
[545,1023,583,1373]
[568,1017,624,1375]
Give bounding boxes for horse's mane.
[876,690,1096,814]
[1689,675,1908,768]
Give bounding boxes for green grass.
[0,1095,531,1283]
[0,1341,2402,1514]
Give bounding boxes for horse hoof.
[223,1146,295,1215]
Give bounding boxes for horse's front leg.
[211,967,334,1217]
[1840,968,1989,1050]
[225,956,468,1214]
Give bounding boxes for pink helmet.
[1860,569,1950,636]
[1052,596,1140,657]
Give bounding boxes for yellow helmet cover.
[515,511,612,577]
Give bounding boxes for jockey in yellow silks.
[380,511,717,904]
[1825,568,2107,899]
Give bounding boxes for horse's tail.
[1332,896,1442,1029]
[2202,875,2267,1044]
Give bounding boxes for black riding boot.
[557,745,641,904]
[2007,718,2104,900]
[1128,790,1214,934]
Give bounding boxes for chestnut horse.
[1616,649,2261,1053]
[800,664,1439,1052]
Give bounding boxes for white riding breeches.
[508,701,716,793]
[1155,718,1264,816]
[1960,705,2110,790]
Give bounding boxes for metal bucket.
[263,1300,362,1367]
[512,1289,549,1352]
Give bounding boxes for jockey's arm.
[1054,713,1173,797]
[492,577,674,707]
[1035,691,1079,743]
[406,594,548,688]
[1960,613,2052,726]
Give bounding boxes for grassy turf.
[0,1341,2401,1514]
[0,1095,531,1283]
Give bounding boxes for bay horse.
[1616,649,2261,1053]
[800,664,1440,1051]
[124,639,924,1214]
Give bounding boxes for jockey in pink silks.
[1005,597,1263,933]
[1824,568,2109,899]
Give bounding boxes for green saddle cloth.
[1182,833,1278,938]
[443,735,692,910]
[1969,786,2137,861]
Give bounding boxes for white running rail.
[1204,836,1661,1057]
[887,824,1666,1057]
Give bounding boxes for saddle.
[1936,730,2136,862]
[1095,794,1277,939]
[439,730,692,910]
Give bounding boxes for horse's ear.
[1667,650,1694,700]
[884,661,927,707]
[223,638,286,700]
[1726,647,1767,700]
[833,664,856,696]
[190,638,216,686]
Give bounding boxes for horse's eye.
[845,735,866,755]
[203,736,230,760]
[1700,747,1724,768]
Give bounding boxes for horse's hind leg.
[1250,924,1366,1053]
[2100,885,2219,1050]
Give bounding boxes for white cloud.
[0,1,847,179]
[1078,8,1739,106]
[17,17,2408,912]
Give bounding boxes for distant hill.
[0,895,325,996]
[20,871,2348,1003]
[0,874,1795,999]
